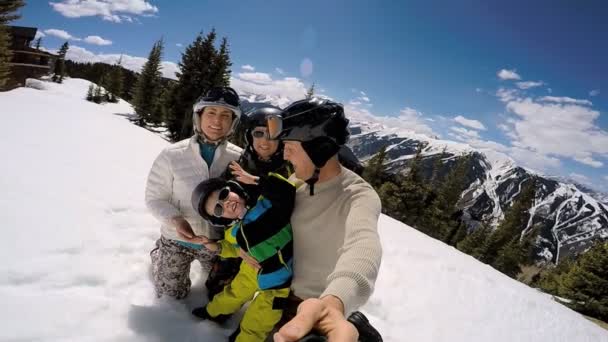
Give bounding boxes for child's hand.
[192,235,219,252]
[238,248,261,270]
[230,161,259,185]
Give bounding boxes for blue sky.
[16,0,608,191]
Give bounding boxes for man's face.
[252,127,279,160]
[283,140,315,179]
[200,106,234,142]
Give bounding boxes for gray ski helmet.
[279,97,350,168]
[191,178,249,227]
[192,87,242,142]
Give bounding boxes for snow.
[1,78,607,341]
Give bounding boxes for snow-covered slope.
[0,79,607,341]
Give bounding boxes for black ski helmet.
[277,97,350,194]
[244,106,283,148]
[191,178,249,227]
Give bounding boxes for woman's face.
[204,187,246,220]
[252,126,279,160]
[200,106,234,142]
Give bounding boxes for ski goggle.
[266,114,283,140]
[200,87,240,108]
[251,129,270,139]
[212,186,231,217]
[266,113,334,142]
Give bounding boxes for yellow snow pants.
[206,261,290,342]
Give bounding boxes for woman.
[145,86,243,299]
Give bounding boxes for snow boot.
[347,311,383,342]
[191,305,231,325]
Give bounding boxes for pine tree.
[0,0,25,90]
[378,181,405,220]
[53,41,69,83]
[0,1,25,24]
[396,145,432,229]
[0,24,10,89]
[34,37,41,49]
[106,56,124,103]
[362,145,388,189]
[457,225,491,259]
[428,155,471,241]
[131,38,164,126]
[558,241,608,321]
[86,83,94,101]
[209,37,232,87]
[479,177,537,265]
[306,82,315,99]
[165,29,232,141]
[93,84,103,104]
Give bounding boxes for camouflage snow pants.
[150,236,217,299]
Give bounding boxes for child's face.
[204,187,246,220]
[252,126,279,161]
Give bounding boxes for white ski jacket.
[145,136,242,241]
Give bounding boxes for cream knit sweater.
[289,166,382,314]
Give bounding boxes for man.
[266,98,383,342]
[145,87,243,299]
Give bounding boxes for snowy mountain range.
[239,91,608,264]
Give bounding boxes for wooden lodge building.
[4,26,57,90]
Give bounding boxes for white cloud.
[589,89,600,97]
[43,29,80,41]
[360,96,370,102]
[241,65,255,71]
[349,100,362,106]
[516,81,544,89]
[35,31,46,39]
[450,126,480,140]
[453,115,486,130]
[496,87,520,102]
[49,0,158,23]
[62,45,178,79]
[345,105,438,138]
[509,146,562,172]
[604,175,608,182]
[237,72,273,84]
[569,173,594,187]
[175,43,183,47]
[547,88,553,93]
[83,35,112,46]
[360,91,366,96]
[230,73,308,108]
[539,96,592,106]
[574,155,604,168]
[275,68,285,75]
[475,88,482,93]
[502,96,608,168]
[497,69,521,81]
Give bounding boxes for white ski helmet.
[192,86,242,143]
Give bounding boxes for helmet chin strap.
[305,167,321,196]
[197,132,224,146]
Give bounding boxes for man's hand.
[274,297,358,342]
[238,248,261,270]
